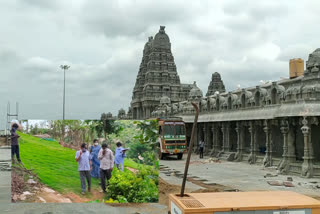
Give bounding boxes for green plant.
[106,167,158,203]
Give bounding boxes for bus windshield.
[163,123,185,139]
[164,125,174,136]
[175,125,185,135]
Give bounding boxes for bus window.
[175,125,185,136]
[164,125,174,138]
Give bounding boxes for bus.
[158,117,187,160]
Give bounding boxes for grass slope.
[18,132,99,193]
[18,132,146,194]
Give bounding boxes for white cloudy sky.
[1,0,320,128]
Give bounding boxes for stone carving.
[305,48,320,75]
[188,81,203,103]
[200,98,208,112]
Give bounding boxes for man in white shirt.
[75,143,91,195]
[98,143,114,193]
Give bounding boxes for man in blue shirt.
[75,143,91,195]
[114,142,126,171]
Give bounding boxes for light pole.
[60,65,70,120]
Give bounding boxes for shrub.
[106,166,158,203]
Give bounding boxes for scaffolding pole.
[6,102,19,146]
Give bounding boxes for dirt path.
[12,164,105,203]
[20,184,105,203]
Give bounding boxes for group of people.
[75,140,127,194]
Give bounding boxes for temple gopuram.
[130,26,193,119]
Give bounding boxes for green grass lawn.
[18,132,100,193]
[17,132,146,194]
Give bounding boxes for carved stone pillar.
[210,124,216,156]
[301,117,313,178]
[221,124,225,152]
[221,122,230,152]
[193,123,200,154]
[279,119,289,173]
[235,122,243,161]
[287,119,296,162]
[211,124,220,157]
[203,125,208,155]
[248,121,257,164]
[253,121,260,156]
[263,120,272,167]
[205,124,213,155]
[225,122,230,152]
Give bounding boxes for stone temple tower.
[131,26,192,119]
[206,72,226,96]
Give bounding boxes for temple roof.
[179,101,320,123]
[153,26,171,49]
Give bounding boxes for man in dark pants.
[98,143,114,193]
[75,143,91,195]
[11,123,21,163]
[199,139,205,159]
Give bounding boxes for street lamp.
[60,65,70,120]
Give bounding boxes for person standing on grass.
[11,123,21,163]
[89,139,101,178]
[199,139,205,159]
[75,143,91,195]
[98,143,114,193]
[114,142,126,171]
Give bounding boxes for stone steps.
[241,154,250,162]
[272,158,282,167]
[314,165,320,177]
[218,152,236,161]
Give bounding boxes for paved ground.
[159,170,204,192]
[160,154,320,198]
[0,203,167,214]
[0,148,11,203]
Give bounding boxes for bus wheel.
[177,153,183,160]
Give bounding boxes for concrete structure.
[290,58,304,79]
[153,48,320,178]
[130,26,193,119]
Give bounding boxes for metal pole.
[180,102,199,197]
[63,68,65,120]
[60,65,69,120]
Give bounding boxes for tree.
[133,120,158,150]
[100,115,123,139]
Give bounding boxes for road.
[0,147,11,203]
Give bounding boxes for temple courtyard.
[159,154,320,199]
